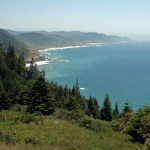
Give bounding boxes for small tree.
[100,93,113,121]
[113,102,119,119]
[121,101,133,116]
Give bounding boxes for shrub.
[54,109,112,133]
[124,106,150,143]
[53,109,85,121]
[19,112,40,124]
[79,117,112,133]
[25,136,42,145]
[0,131,20,144]
[111,112,133,132]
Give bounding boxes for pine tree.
[0,81,10,111]
[113,102,119,119]
[27,76,55,115]
[28,58,40,80]
[100,93,113,121]
[86,95,95,116]
[93,98,100,118]
[121,101,133,116]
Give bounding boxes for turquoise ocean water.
[38,42,150,111]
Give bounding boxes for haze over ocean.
[38,42,150,111]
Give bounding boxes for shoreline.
[39,45,89,52]
[26,41,129,67]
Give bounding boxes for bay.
[38,42,150,111]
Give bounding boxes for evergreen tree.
[113,102,119,119]
[93,98,100,118]
[86,95,95,116]
[75,78,80,96]
[100,93,113,121]
[65,96,81,111]
[6,44,17,70]
[71,86,76,96]
[121,101,133,116]
[16,53,27,78]
[86,95,100,118]
[0,81,10,111]
[27,76,55,115]
[28,58,40,80]
[0,49,7,78]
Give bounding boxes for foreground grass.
[0,108,139,150]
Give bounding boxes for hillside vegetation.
[0,29,38,57]
[0,107,138,150]
[0,44,149,150]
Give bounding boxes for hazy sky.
[0,0,150,40]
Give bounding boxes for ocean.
[38,42,150,111]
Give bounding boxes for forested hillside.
[0,44,150,149]
[0,29,38,57]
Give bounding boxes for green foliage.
[0,108,139,150]
[0,131,20,144]
[111,112,134,132]
[86,95,100,119]
[100,93,113,121]
[26,76,55,115]
[79,117,112,133]
[124,106,150,143]
[28,58,41,80]
[0,81,10,111]
[121,101,133,116]
[24,136,42,145]
[113,102,119,119]
[0,29,30,56]
[19,112,40,124]
[53,109,112,133]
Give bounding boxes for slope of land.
[8,30,131,50]
[0,29,38,57]
[0,107,138,150]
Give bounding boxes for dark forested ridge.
[0,44,149,149]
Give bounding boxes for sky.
[0,0,150,40]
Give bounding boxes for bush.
[25,136,42,145]
[111,112,133,132]
[53,109,85,121]
[53,109,112,133]
[19,112,41,124]
[0,131,20,144]
[124,106,150,143]
[79,117,112,133]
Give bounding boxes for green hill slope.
[0,29,36,57]
[0,108,138,150]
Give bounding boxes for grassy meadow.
[0,105,139,150]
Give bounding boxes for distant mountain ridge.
[0,29,37,57]
[8,30,131,50]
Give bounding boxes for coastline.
[26,41,128,67]
[39,45,89,52]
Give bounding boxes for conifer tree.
[113,102,119,119]
[0,81,10,111]
[100,93,113,121]
[27,76,55,115]
[121,101,133,116]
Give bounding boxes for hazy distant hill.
[8,30,131,50]
[0,29,33,56]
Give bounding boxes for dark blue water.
[38,42,150,111]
